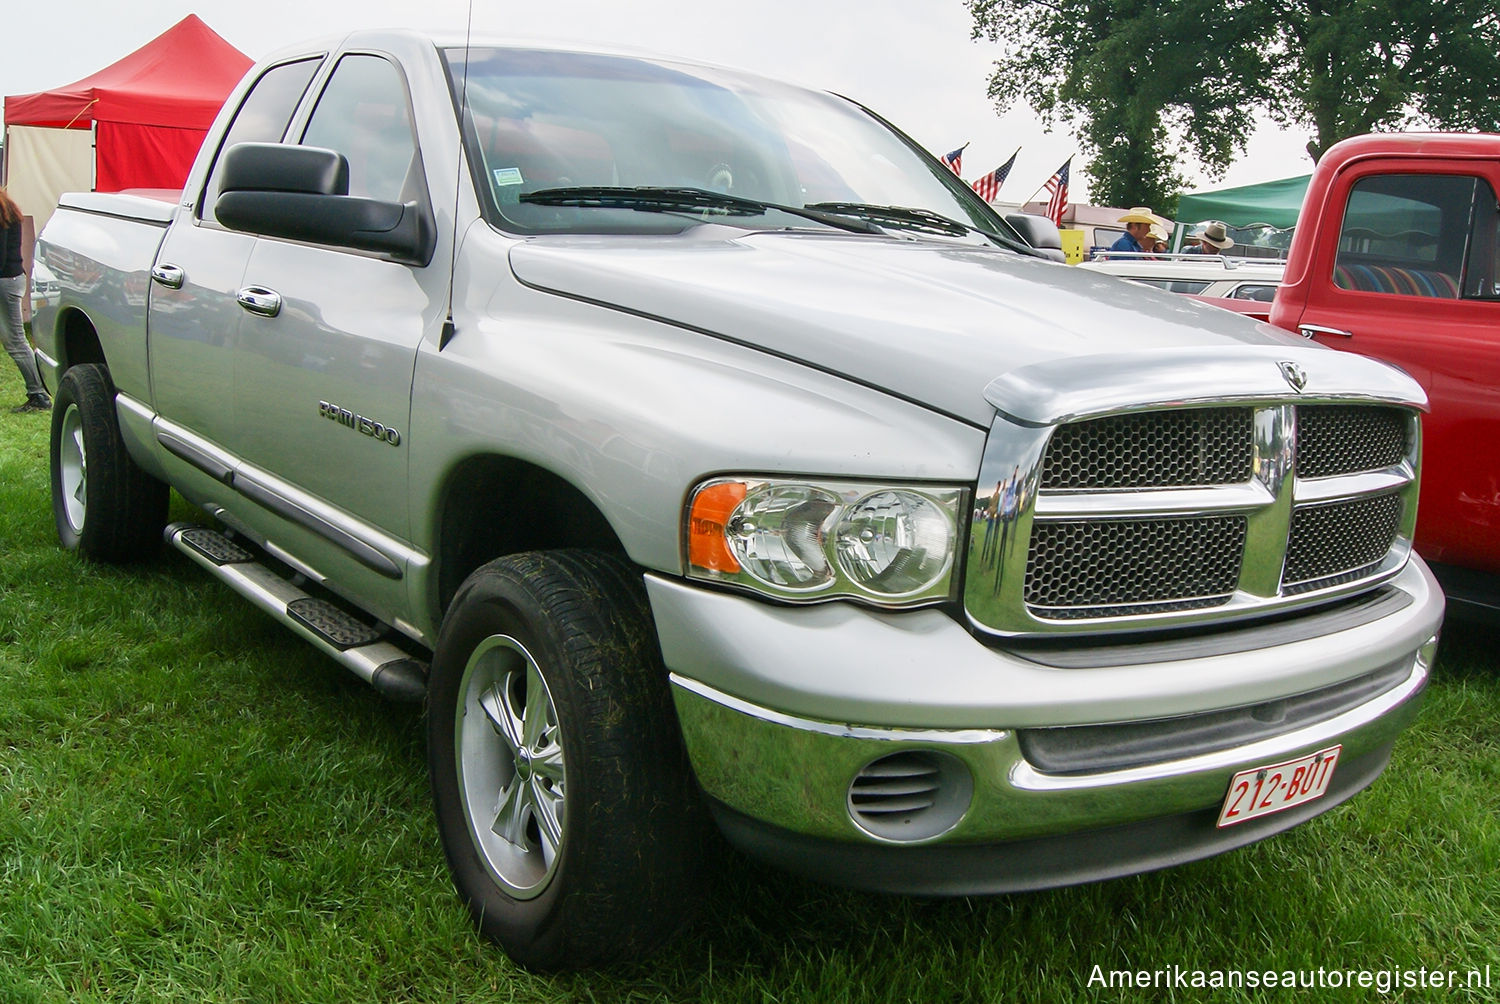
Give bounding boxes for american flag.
[971,148,1020,202]
[940,143,968,176]
[1044,157,1071,226]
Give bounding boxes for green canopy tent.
[1173,174,1312,256]
[1177,174,1312,229]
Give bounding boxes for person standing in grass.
[1,188,51,413]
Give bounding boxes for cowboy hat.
[1147,223,1170,244]
[1194,220,1235,250]
[1117,207,1159,225]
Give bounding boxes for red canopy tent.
[4,14,251,207]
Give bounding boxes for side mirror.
[213,143,434,266]
[1005,212,1065,259]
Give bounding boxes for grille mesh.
[1040,408,1254,489]
[1024,516,1246,615]
[1298,405,1407,478]
[1283,493,1402,590]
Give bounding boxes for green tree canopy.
[967,0,1267,210]
[1264,0,1500,161]
[968,0,1500,206]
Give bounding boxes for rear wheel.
[427,550,706,969]
[49,363,167,562]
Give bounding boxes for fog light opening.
[847,750,973,843]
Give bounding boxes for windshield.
[443,47,1012,242]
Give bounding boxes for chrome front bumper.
[647,558,1442,891]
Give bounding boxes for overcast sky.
[1,1,1316,207]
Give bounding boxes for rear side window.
[200,58,322,220]
[300,55,421,204]
[1333,173,1495,299]
[1229,284,1278,302]
[1131,278,1211,294]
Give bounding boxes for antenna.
[440,0,476,351]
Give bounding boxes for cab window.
[300,55,422,204]
[1333,173,1496,299]
[199,58,322,220]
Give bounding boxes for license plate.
[1216,745,1341,828]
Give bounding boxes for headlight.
[686,477,966,606]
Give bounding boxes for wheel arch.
[432,454,632,620]
[56,307,108,372]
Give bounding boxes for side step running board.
[165,522,427,702]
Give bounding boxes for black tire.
[427,550,707,970]
[49,363,168,562]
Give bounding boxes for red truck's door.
[1285,158,1500,573]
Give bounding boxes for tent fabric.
[1176,174,1312,230]
[95,122,214,192]
[4,14,252,130]
[3,125,94,230]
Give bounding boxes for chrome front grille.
[1298,405,1408,478]
[1040,407,1254,488]
[1284,492,1404,592]
[965,400,1420,637]
[1024,515,1246,616]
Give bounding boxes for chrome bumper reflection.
[671,637,1432,846]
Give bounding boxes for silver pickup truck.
[32,30,1443,969]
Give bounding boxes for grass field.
[1,365,1496,1002]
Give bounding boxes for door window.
[199,58,322,220]
[301,55,421,204]
[1333,173,1496,299]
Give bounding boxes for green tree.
[966,0,1267,209]
[1264,0,1500,161]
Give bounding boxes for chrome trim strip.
[1033,482,1273,518]
[669,674,1008,745]
[159,431,235,484]
[1294,466,1414,504]
[116,391,155,424]
[233,471,403,580]
[34,346,59,371]
[1010,645,1430,792]
[151,415,238,484]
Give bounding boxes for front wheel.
[427,550,706,969]
[49,363,168,562]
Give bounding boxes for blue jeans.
[0,274,46,396]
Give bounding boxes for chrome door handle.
[1298,323,1352,339]
[151,263,185,289]
[236,286,282,317]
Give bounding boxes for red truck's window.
[1332,173,1492,299]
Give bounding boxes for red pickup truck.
[1270,133,1500,612]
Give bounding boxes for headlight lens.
[687,477,965,606]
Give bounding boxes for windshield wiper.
[519,186,883,234]
[803,201,1033,253]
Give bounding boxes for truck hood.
[508,228,1405,426]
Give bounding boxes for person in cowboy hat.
[1108,207,1161,254]
[1189,220,1235,254]
[1147,223,1171,255]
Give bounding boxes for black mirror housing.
[220,143,349,196]
[212,143,434,265]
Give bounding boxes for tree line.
[966,0,1500,212]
